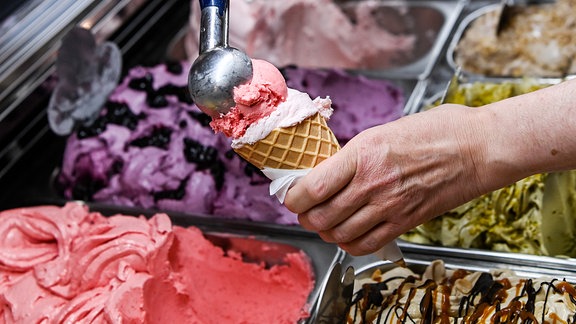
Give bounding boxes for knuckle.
[307,211,332,232]
[329,228,352,244]
[305,179,330,201]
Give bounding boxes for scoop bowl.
[188,46,253,117]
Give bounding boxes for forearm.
[472,78,576,192]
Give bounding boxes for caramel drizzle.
[350,271,576,323]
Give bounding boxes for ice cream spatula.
[315,263,355,324]
[188,0,253,118]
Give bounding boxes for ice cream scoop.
[188,0,253,118]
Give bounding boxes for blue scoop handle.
[199,0,226,15]
[197,0,229,53]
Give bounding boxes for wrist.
[454,105,526,195]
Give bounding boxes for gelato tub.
[348,250,576,323]
[91,202,346,324]
[183,0,466,79]
[403,77,576,258]
[0,202,345,323]
[448,0,576,78]
[419,76,561,109]
[54,60,417,225]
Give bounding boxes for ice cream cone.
[234,112,340,169]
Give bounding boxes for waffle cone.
[234,112,340,169]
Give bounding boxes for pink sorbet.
[0,203,315,323]
[210,59,288,138]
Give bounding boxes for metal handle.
[198,0,229,54]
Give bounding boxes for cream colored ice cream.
[0,203,315,323]
[454,0,576,77]
[348,260,576,323]
[404,80,576,257]
[186,0,416,70]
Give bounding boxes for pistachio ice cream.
[403,80,576,257]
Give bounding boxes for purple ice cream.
[282,67,405,144]
[58,62,406,224]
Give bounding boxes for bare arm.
[284,78,576,256]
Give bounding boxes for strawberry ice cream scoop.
[209,59,288,138]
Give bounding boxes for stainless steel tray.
[356,243,576,285]
[343,0,466,80]
[414,76,566,113]
[87,202,346,324]
[445,3,500,79]
[173,0,465,80]
[342,239,576,283]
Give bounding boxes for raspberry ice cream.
[0,202,314,323]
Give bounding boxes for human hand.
[284,104,493,256]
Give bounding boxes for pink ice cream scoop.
[209,59,288,138]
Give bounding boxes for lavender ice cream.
[282,67,405,144]
[58,62,406,224]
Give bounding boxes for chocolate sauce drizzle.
[349,269,576,323]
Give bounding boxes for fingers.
[284,148,356,214]
[338,221,403,256]
[312,203,387,244]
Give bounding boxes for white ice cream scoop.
[188,0,253,118]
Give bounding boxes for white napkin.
[261,168,311,203]
[261,167,405,264]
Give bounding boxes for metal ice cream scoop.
[188,0,253,118]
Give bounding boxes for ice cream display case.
[2,0,576,322]
[403,0,576,261]
[183,0,466,80]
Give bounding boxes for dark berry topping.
[153,177,188,202]
[210,160,226,191]
[109,160,124,176]
[128,73,154,92]
[166,61,183,75]
[77,118,107,139]
[183,138,227,190]
[147,93,169,108]
[157,84,193,104]
[244,163,267,185]
[106,101,142,130]
[129,126,172,150]
[183,138,218,169]
[76,101,143,139]
[187,111,212,127]
[70,176,106,201]
[224,149,236,160]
